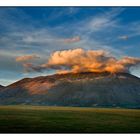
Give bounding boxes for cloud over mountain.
[21,48,140,74]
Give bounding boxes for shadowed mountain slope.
[0,85,4,91]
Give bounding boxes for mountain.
[0,72,140,108]
[0,85,4,91]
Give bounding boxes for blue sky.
[0,7,140,86]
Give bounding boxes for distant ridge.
[0,72,140,108]
[0,85,4,91]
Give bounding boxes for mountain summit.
[0,72,140,108]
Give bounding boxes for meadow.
[0,105,139,133]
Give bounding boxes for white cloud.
[118,35,129,40]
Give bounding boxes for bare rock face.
[0,72,140,108]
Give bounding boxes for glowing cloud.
[21,48,140,74]
[16,54,40,62]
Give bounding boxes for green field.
[0,106,139,133]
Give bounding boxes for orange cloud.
[21,48,140,74]
[46,48,140,74]
[16,54,40,62]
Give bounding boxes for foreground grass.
[0,105,139,133]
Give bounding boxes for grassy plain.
[0,105,139,133]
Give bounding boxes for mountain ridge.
[6,72,140,87]
[0,85,4,90]
[0,72,140,108]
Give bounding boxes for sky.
[0,7,140,86]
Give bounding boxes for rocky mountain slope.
[0,72,140,108]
